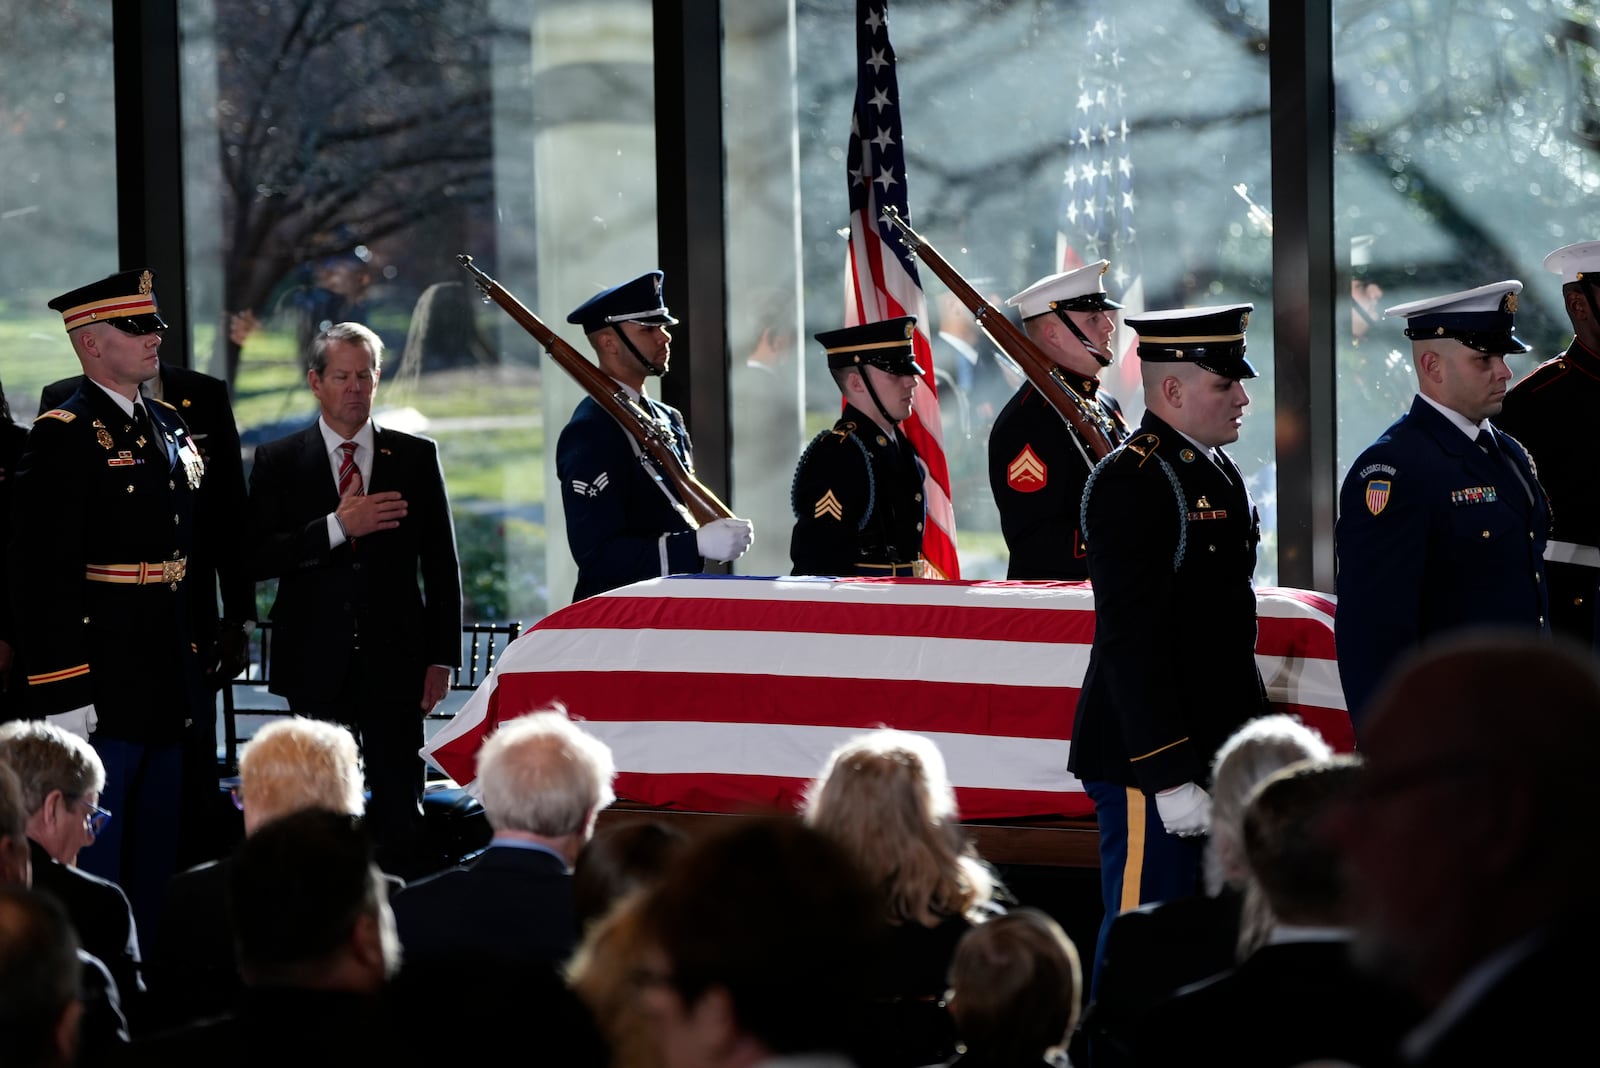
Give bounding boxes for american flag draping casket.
[422,577,1351,820]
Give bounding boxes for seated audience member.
[0,720,143,1014]
[1325,631,1600,1067]
[573,818,689,933]
[0,886,84,1068]
[569,888,667,1068]
[0,759,127,1062]
[632,815,880,1068]
[803,729,1003,1068]
[1136,757,1421,1067]
[128,809,403,1066]
[1079,714,1332,1068]
[147,716,366,1029]
[391,705,616,969]
[943,907,1083,1067]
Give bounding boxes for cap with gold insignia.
[816,316,924,377]
[566,270,679,333]
[1384,279,1528,354]
[1005,261,1124,320]
[1543,241,1600,286]
[47,268,167,335]
[1127,303,1256,379]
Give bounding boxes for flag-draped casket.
[423,576,1350,820]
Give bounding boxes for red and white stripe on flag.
[843,0,958,579]
[422,577,1352,821]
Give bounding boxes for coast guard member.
[555,271,752,601]
[1335,280,1550,726]
[1067,303,1268,991]
[1494,242,1600,646]
[8,269,210,942]
[989,261,1130,579]
[789,317,928,577]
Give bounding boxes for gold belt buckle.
[162,558,186,589]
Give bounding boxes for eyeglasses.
[68,796,113,837]
[105,318,165,337]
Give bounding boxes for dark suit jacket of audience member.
[1079,889,1242,1068]
[124,986,402,1068]
[39,364,255,670]
[0,417,28,718]
[29,838,144,1013]
[1134,937,1422,1068]
[146,856,407,1033]
[390,844,579,967]
[851,913,972,1068]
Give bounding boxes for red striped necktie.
[337,440,363,498]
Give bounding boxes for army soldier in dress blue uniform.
[556,272,753,602]
[1336,280,1550,727]
[1495,242,1600,647]
[988,261,1130,579]
[790,317,928,577]
[1067,303,1269,992]
[7,269,210,943]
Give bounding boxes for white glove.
[1155,781,1212,838]
[46,705,98,741]
[696,518,754,562]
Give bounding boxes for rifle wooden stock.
[458,253,736,527]
[878,207,1118,461]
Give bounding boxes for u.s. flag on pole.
[422,577,1353,818]
[844,1,959,579]
[1056,1,1144,401]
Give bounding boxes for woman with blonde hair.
[803,728,1003,1067]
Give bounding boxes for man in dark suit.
[0,720,142,1023]
[39,361,252,865]
[392,706,613,968]
[789,317,929,577]
[556,271,752,601]
[989,261,1130,580]
[1494,241,1600,647]
[1069,304,1270,992]
[248,321,462,876]
[1335,281,1550,727]
[10,269,210,945]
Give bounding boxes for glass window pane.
[1334,0,1600,484]
[0,4,119,419]
[178,0,656,627]
[731,0,1277,581]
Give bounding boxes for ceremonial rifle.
[878,207,1119,461]
[458,253,736,528]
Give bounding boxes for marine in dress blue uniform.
[555,271,752,601]
[1494,241,1600,647]
[8,269,210,943]
[1067,303,1269,993]
[988,261,1130,580]
[789,317,928,577]
[1336,280,1550,727]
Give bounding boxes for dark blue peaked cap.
[1384,280,1529,355]
[1127,303,1256,380]
[815,316,923,376]
[567,270,679,333]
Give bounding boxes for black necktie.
[133,403,157,457]
[1475,428,1502,462]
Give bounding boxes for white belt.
[1545,539,1600,569]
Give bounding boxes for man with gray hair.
[392,704,616,969]
[248,321,463,877]
[0,720,141,1009]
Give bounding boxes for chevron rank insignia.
[572,472,610,498]
[813,490,844,521]
[1006,445,1048,492]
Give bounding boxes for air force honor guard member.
[8,269,211,942]
[1495,242,1600,646]
[790,317,928,577]
[555,271,753,601]
[989,261,1130,579]
[1067,304,1269,990]
[1336,281,1550,727]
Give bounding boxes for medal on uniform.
[177,438,206,490]
[95,424,114,450]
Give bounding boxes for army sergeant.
[789,318,928,577]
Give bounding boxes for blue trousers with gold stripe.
[1084,779,1205,995]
